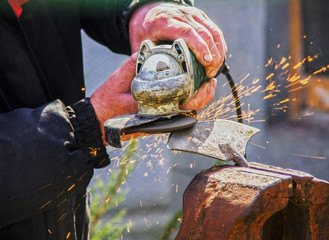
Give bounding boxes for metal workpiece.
[168,119,260,164]
[131,38,195,117]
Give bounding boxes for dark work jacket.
[0,0,193,239]
[0,0,133,239]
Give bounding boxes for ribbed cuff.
[68,98,110,169]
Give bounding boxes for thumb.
[107,52,138,93]
[120,52,138,80]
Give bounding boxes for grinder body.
[131,38,209,118]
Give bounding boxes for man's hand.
[92,2,227,143]
[129,2,227,79]
[180,78,217,111]
[90,52,216,145]
[90,53,139,143]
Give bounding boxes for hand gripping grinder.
[104,38,227,148]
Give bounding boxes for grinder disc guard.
[131,39,196,117]
[123,115,197,134]
[104,110,197,148]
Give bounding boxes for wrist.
[68,98,110,168]
[90,87,111,145]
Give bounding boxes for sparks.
[313,67,327,75]
[281,63,290,70]
[307,56,314,62]
[263,93,277,100]
[293,58,306,69]
[266,73,274,80]
[291,153,326,160]
[264,81,276,91]
[57,199,67,208]
[288,86,304,93]
[39,183,52,190]
[265,58,273,67]
[58,212,68,222]
[250,142,266,150]
[252,78,260,84]
[279,98,290,104]
[39,200,51,210]
[67,184,75,191]
[166,164,178,174]
[280,57,287,65]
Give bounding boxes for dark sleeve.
[80,0,194,55]
[0,98,109,227]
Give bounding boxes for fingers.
[192,11,227,76]
[102,53,138,115]
[90,52,139,133]
[128,3,226,114]
[185,19,222,78]
[180,78,217,111]
[140,4,227,78]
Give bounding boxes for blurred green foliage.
[89,139,137,240]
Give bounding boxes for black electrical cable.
[221,64,243,124]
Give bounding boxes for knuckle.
[212,27,223,40]
[198,29,213,42]
[145,12,168,26]
[179,26,194,39]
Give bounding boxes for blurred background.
[82,0,329,238]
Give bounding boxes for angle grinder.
[104,38,240,148]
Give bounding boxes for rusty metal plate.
[168,119,260,161]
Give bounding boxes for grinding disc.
[123,115,197,134]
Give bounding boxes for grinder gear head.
[131,38,196,117]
